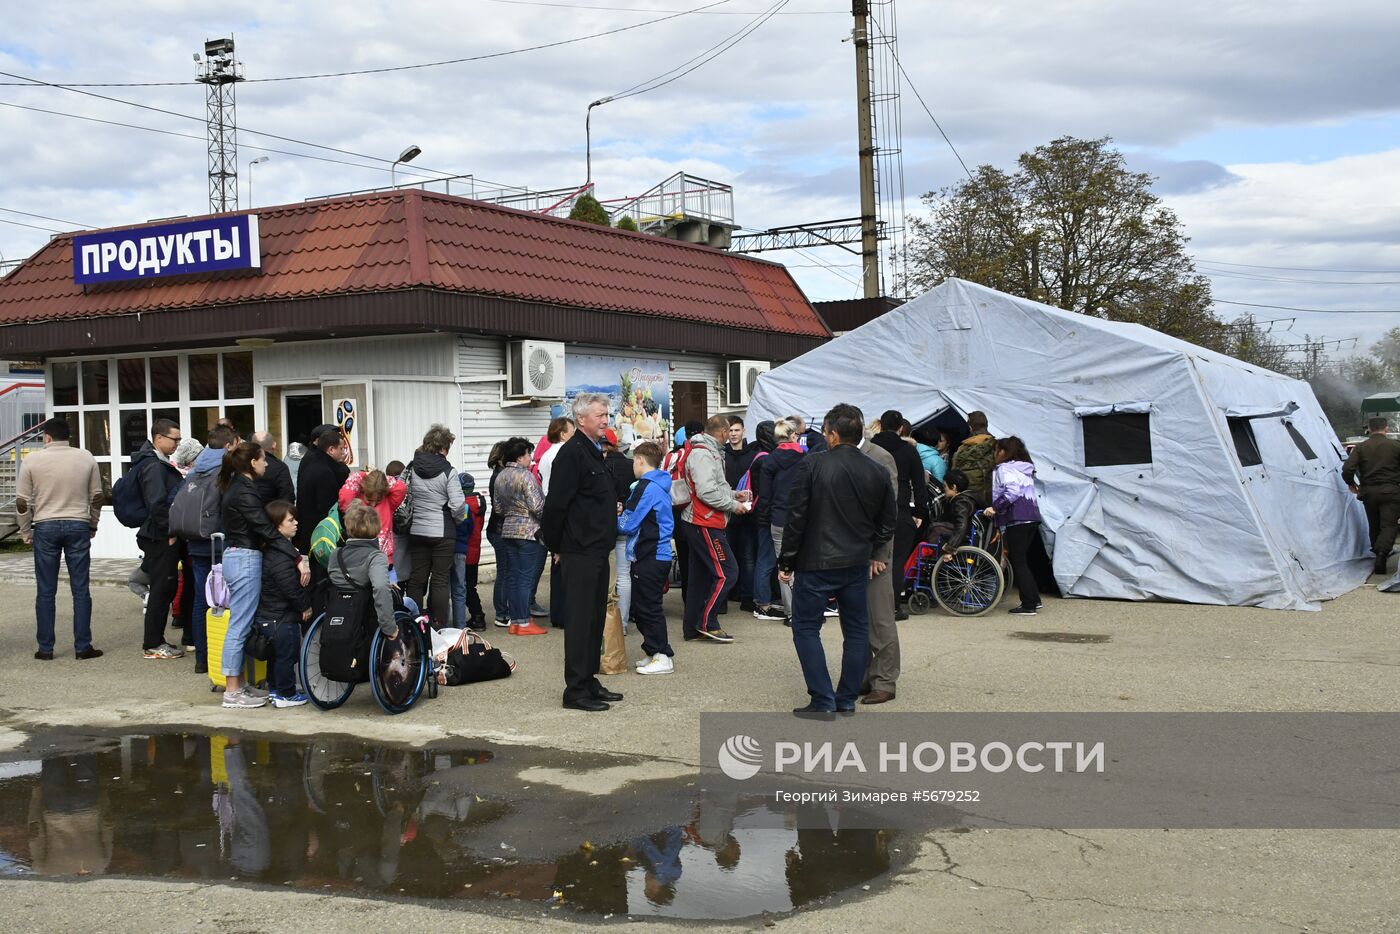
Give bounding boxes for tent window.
[1228,418,1263,467]
[1082,413,1152,467]
[1283,421,1317,460]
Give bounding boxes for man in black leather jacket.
[778,404,896,716]
[928,469,979,557]
[870,409,930,609]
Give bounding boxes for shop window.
[224,404,255,438]
[57,412,79,441]
[52,361,79,406]
[1228,418,1262,468]
[22,412,43,432]
[190,406,220,445]
[81,360,109,405]
[189,354,220,401]
[83,411,111,457]
[1082,413,1152,467]
[97,463,112,506]
[1284,421,1317,460]
[150,356,179,403]
[118,358,147,404]
[119,411,149,457]
[223,352,254,399]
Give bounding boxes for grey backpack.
[169,467,223,540]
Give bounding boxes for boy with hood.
[618,442,675,674]
[451,472,488,631]
[951,410,996,504]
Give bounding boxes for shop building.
[0,189,829,559]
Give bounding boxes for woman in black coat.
[257,500,311,707]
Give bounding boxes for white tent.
[749,278,1370,610]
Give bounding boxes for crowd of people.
[15,396,1046,717]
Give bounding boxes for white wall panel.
[254,334,454,383]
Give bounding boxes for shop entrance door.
[283,392,323,449]
[672,380,708,431]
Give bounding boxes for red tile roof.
[0,189,828,338]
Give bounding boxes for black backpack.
[111,459,150,529]
[318,550,376,683]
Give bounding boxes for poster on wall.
[556,354,670,451]
[323,380,372,470]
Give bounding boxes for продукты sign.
[72,214,262,285]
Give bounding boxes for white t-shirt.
[539,444,562,495]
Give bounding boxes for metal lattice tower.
[196,38,244,214]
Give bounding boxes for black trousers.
[682,523,737,639]
[1362,491,1400,570]
[407,535,454,628]
[672,507,690,598]
[462,561,485,621]
[558,550,611,702]
[1003,521,1041,610]
[891,514,918,599]
[631,558,673,657]
[139,536,180,650]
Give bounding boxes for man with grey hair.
[543,393,625,711]
[251,430,295,506]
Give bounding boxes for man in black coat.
[870,409,931,614]
[543,393,625,712]
[778,404,896,716]
[292,425,349,556]
[250,430,295,506]
[133,418,185,658]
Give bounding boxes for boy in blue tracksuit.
[618,442,675,674]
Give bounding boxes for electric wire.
[1198,265,1400,286]
[1198,258,1400,275]
[1214,299,1400,314]
[0,207,94,228]
[0,100,452,181]
[486,0,838,12]
[0,217,65,233]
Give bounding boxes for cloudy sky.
[2,0,1398,356]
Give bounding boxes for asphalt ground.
[0,568,1398,932]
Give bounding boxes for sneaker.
[635,655,653,668]
[222,689,267,709]
[494,617,511,629]
[740,600,758,613]
[1035,602,1044,610]
[637,654,674,675]
[183,642,197,652]
[753,604,786,621]
[509,621,549,636]
[697,627,735,644]
[530,603,549,617]
[143,643,184,660]
[823,606,840,618]
[270,691,309,708]
[1008,606,1037,616]
[243,684,270,698]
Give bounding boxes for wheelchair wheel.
[301,614,355,710]
[933,546,1005,617]
[908,591,932,615]
[370,611,430,715]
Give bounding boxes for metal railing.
[0,419,47,540]
[600,172,734,231]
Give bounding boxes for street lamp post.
[585,97,612,186]
[247,156,269,207]
[391,145,422,187]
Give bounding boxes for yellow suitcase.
[206,606,269,691]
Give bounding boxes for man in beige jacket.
[17,418,104,660]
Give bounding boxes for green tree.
[905,136,1227,352]
[568,193,610,227]
[615,215,639,232]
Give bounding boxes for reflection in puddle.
[0,732,895,920]
[1009,631,1112,644]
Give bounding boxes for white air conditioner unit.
[725,359,770,407]
[506,340,567,399]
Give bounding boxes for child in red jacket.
[451,473,488,631]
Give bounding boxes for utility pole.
[196,37,244,214]
[851,0,880,299]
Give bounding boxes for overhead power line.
[1214,299,1400,314]
[0,71,462,178]
[602,0,790,103]
[1199,265,1400,286]
[1199,258,1400,275]
[873,26,973,181]
[487,0,838,12]
[0,100,451,181]
[0,216,65,233]
[0,0,737,87]
[0,206,93,228]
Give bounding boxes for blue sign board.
[72,214,261,285]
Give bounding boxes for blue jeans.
[613,536,632,625]
[729,519,757,603]
[189,555,212,667]
[221,547,263,678]
[790,565,871,710]
[485,526,507,619]
[753,523,778,606]
[501,538,544,623]
[261,617,301,695]
[450,552,467,629]
[32,520,93,654]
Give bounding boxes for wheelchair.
[300,593,434,715]
[903,513,1012,617]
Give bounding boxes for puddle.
[1009,631,1112,644]
[0,729,898,920]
